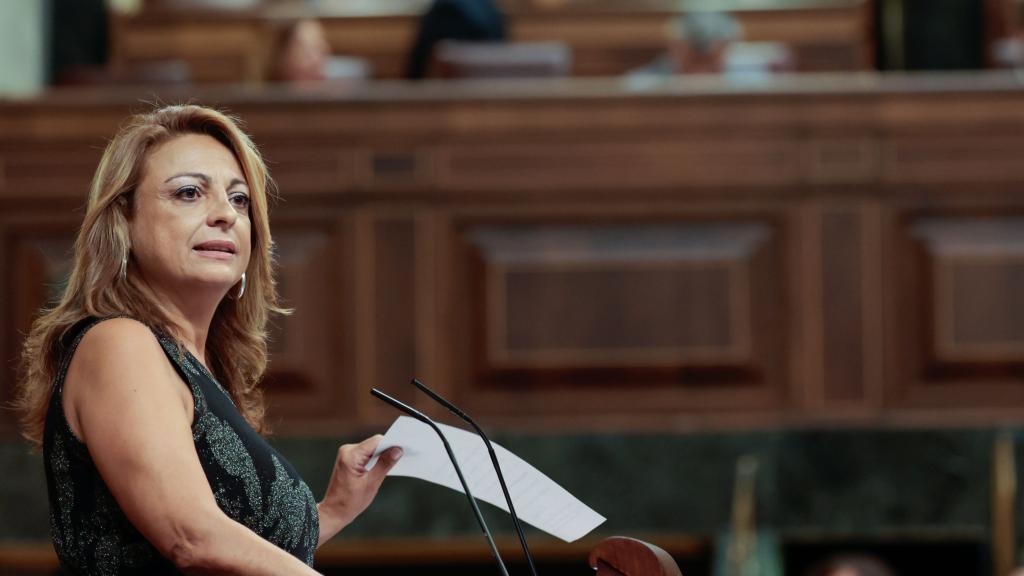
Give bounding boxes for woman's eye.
[230,193,251,210]
[175,185,201,200]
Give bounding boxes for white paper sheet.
[368,416,605,542]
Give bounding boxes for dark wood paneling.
[821,210,866,403]
[0,144,102,201]
[372,217,418,403]
[0,219,78,435]
[264,214,354,431]
[915,218,1024,364]
[6,74,1024,431]
[452,217,789,418]
[889,214,1024,411]
[439,139,801,193]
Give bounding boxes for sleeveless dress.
[42,317,319,574]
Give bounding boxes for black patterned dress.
[43,318,319,574]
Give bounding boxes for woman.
[270,19,370,84]
[16,104,402,574]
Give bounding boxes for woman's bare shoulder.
[64,318,186,438]
[71,318,166,370]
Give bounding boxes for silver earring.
[120,254,128,282]
[237,273,246,299]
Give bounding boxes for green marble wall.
[1,427,1017,563]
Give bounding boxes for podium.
[590,537,683,576]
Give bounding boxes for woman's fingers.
[339,434,400,477]
[370,447,403,482]
[355,434,384,455]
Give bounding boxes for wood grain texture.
[4,74,1024,434]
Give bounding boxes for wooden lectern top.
[589,536,683,576]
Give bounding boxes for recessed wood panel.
[499,264,738,364]
[459,221,787,405]
[821,210,866,403]
[914,218,1024,363]
[888,214,1024,411]
[0,222,77,435]
[263,216,352,427]
[373,218,418,392]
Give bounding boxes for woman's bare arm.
[63,318,320,575]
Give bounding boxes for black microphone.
[411,378,540,576]
[370,388,511,576]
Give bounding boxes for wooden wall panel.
[0,145,101,201]
[889,214,1024,411]
[263,214,354,432]
[447,216,790,422]
[367,217,420,420]
[0,219,77,435]
[6,74,1024,431]
[916,218,1024,363]
[821,209,866,403]
[438,139,801,193]
[884,136,1024,185]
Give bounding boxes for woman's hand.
[317,435,403,547]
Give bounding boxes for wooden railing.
[3,73,1024,439]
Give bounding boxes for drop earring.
[236,273,246,299]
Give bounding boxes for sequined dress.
[42,318,319,574]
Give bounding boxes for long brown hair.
[16,104,287,447]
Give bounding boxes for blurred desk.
[110,0,872,83]
[3,73,1024,437]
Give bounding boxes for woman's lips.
[194,249,235,260]
[193,240,237,260]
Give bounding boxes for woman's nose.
[207,191,238,228]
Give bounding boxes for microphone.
[411,378,540,576]
[370,388,511,576]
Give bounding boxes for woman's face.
[129,133,252,300]
[280,20,329,82]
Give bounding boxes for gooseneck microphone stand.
[411,378,540,576]
[370,388,511,576]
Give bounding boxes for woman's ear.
[116,191,135,219]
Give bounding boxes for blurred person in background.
[630,12,742,77]
[16,104,402,574]
[272,19,371,84]
[405,0,507,79]
[628,11,794,82]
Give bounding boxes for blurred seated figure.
[628,12,794,81]
[406,0,507,79]
[272,19,371,84]
[433,40,571,78]
[807,554,896,576]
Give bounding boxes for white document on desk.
[369,415,605,542]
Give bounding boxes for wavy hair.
[16,104,286,447]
